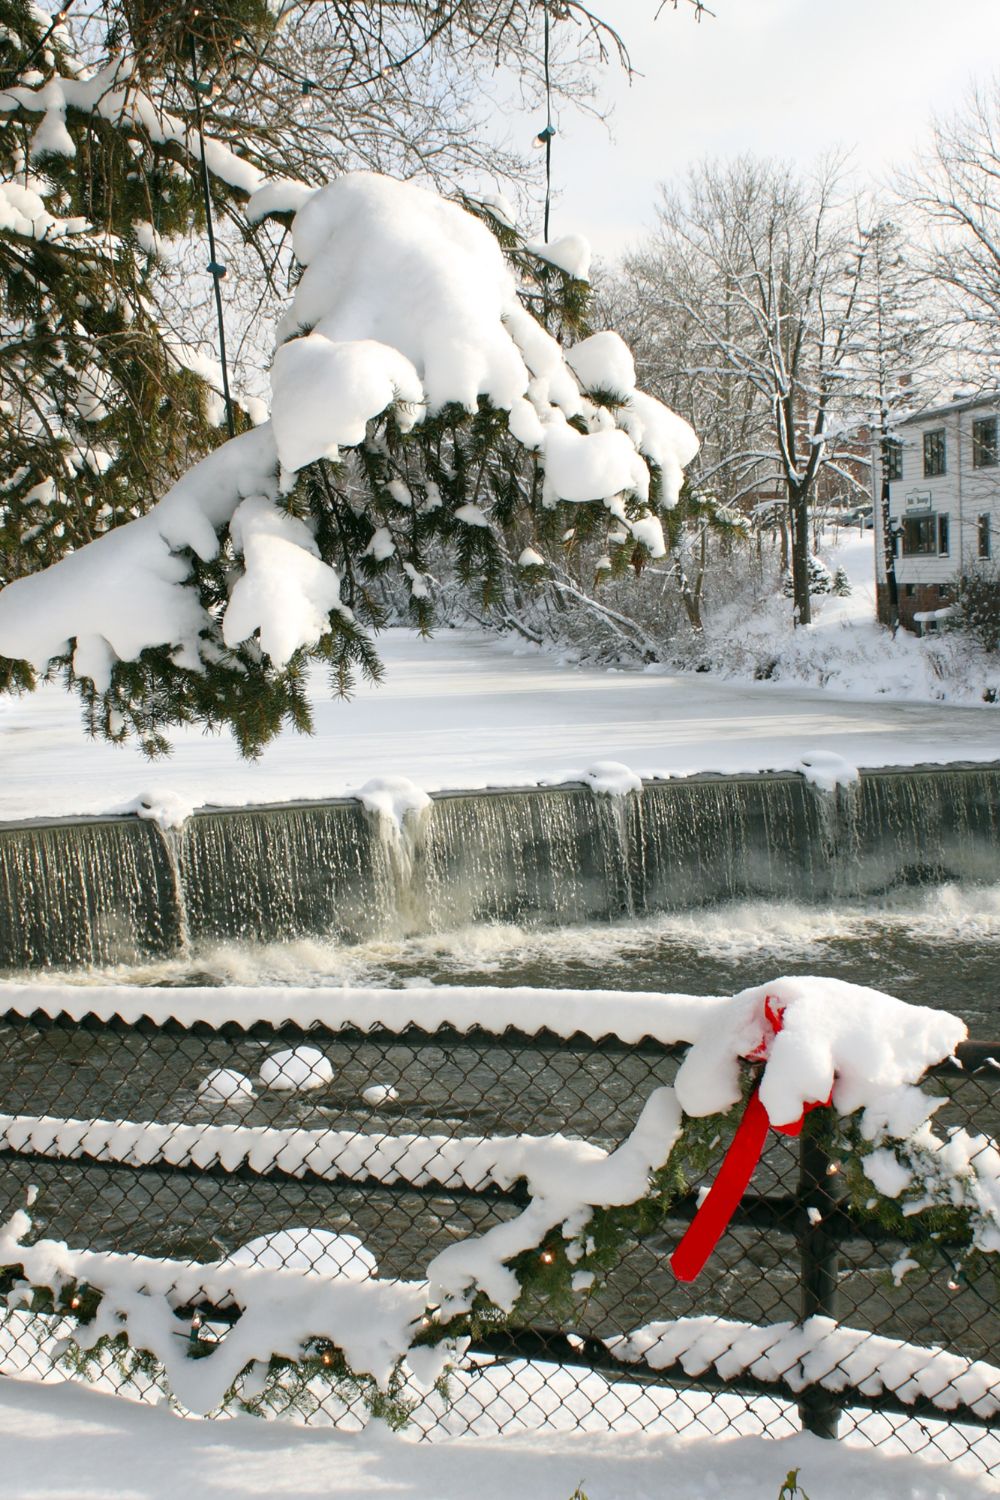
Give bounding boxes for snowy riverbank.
[666,534,1000,708]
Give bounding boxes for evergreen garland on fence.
[4,1068,999,1421]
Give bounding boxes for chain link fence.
[0,999,997,1474]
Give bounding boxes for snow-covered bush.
[954,564,1000,653]
[781,555,833,598]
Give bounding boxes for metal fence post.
[797,1107,844,1439]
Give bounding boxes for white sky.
[543,0,1000,260]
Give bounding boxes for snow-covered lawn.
[0,1375,991,1500]
[1,625,998,822]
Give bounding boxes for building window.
[902,515,938,555]
[972,416,999,468]
[923,428,946,477]
[938,514,949,555]
[884,438,903,482]
[980,512,993,559]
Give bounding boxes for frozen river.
[1,628,998,822]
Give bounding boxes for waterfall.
[1,764,999,969]
[0,817,182,968]
[179,801,391,944]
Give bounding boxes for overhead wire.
[541,0,553,243]
[188,32,236,440]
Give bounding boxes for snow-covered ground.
[0,1376,991,1500]
[1,624,998,822]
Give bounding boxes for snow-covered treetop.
[0,171,698,754]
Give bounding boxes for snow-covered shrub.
[781,555,832,598]
[954,564,1000,653]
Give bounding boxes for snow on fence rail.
[0,978,998,1472]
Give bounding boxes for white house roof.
[896,391,1000,427]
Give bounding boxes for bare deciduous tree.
[624,156,886,625]
[901,76,1000,377]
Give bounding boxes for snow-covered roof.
[897,391,1000,427]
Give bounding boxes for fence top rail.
[0,982,741,1050]
[0,982,997,1077]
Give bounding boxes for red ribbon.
[670,997,831,1284]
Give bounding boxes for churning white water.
[11,881,1000,1030]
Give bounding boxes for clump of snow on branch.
[1,59,267,197]
[0,173,697,685]
[427,1086,681,1314]
[0,1198,431,1411]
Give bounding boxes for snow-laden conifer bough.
[0,171,698,754]
[2,976,999,1422]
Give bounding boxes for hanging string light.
[535,0,555,244]
[189,33,236,441]
[2,1,77,85]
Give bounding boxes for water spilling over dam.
[1,764,999,970]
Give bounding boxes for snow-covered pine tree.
[781,553,832,599]
[0,0,251,596]
[0,171,699,755]
[0,0,645,609]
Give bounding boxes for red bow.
[670,997,832,1284]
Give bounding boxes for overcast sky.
[544,0,1000,260]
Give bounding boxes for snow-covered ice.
[1,627,998,823]
[197,1069,255,1105]
[362,1084,399,1107]
[258,1047,334,1093]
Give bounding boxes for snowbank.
[0,1375,990,1500]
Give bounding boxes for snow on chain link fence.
[0,988,998,1475]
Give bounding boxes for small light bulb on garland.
[540,1249,555,1264]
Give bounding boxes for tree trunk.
[779,513,789,575]
[878,431,900,633]
[673,556,703,632]
[788,483,812,626]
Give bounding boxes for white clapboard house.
[876,392,1000,631]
